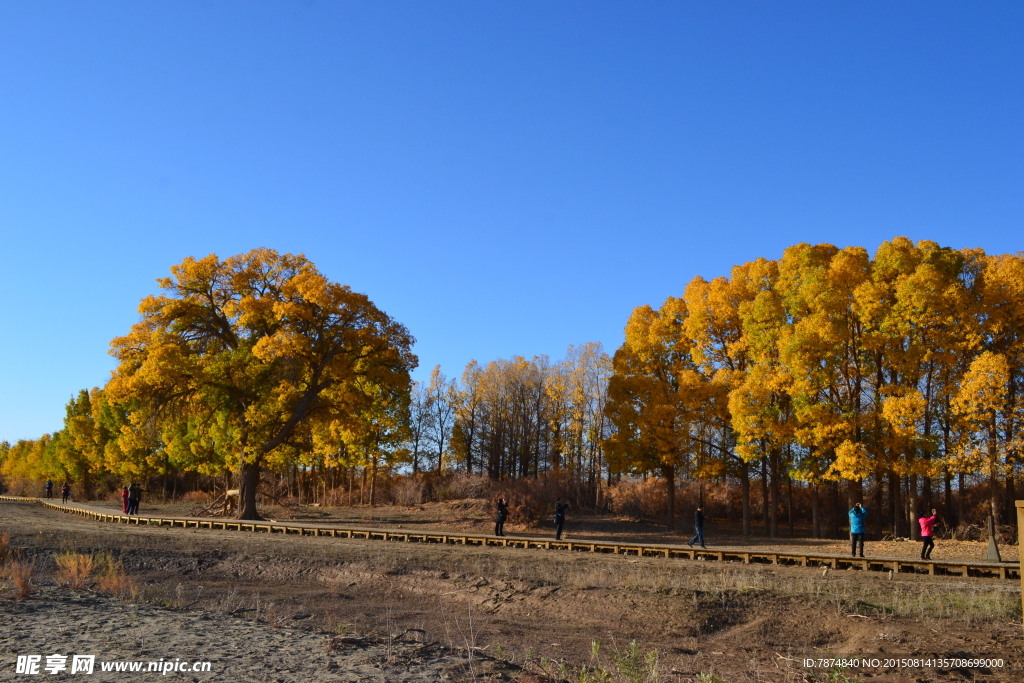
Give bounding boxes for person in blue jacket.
[849,503,867,557]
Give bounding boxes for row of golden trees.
[605,237,1024,535]
[2,239,1021,535]
[0,247,614,518]
[441,343,612,500]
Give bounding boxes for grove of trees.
[2,238,1022,539]
[606,237,1024,536]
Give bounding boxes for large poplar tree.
[106,248,416,520]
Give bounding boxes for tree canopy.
[105,248,416,519]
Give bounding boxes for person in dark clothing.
[688,506,706,548]
[849,503,867,557]
[127,483,141,515]
[60,482,71,504]
[554,499,569,540]
[494,498,509,536]
[45,480,53,499]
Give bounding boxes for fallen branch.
[277,613,312,623]
[395,628,427,641]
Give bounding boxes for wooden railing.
[2,495,1018,581]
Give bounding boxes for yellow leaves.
[948,351,1017,476]
[881,390,927,439]
[825,440,871,481]
[105,248,416,479]
[606,297,701,473]
[728,366,793,462]
[608,236,1024,491]
[953,351,1008,419]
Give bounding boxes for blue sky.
[1,2,1022,441]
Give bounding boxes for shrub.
[94,553,137,602]
[434,474,488,501]
[608,478,670,520]
[389,477,424,507]
[8,559,35,599]
[181,490,212,504]
[55,551,94,589]
[491,473,581,527]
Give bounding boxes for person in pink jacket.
[919,508,938,559]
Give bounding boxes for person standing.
[45,480,53,499]
[60,482,71,504]
[554,499,569,540]
[494,498,509,536]
[121,486,130,514]
[919,508,938,559]
[688,506,707,548]
[127,483,141,515]
[849,503,867,557]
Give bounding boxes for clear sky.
[1,2,1022,441]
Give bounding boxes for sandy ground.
[2,500,1023,682]
[1,586,512,682]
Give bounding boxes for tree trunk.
[787,475,794,537]
[740,460,751,536]
[1004,473,1015,527]
[872,471,883,540]
[943,467,954,526]
[760,458,770,535]
[663,464,675,529]
[957,471,965,526]
[989,413,1000,526]
[922,471,932,511]
[889,471,902,537]
[370,459,378,507]
[908,475,919,541]
[989,462,1000,527]
[769,451,779,538]
[238,460,263,520]
[811,483,820,539]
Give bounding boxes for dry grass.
[7,558,35,599]
[93,552,137,601]
[442,549,1021,626]
[55,551,95,589]
[0,533,9,565]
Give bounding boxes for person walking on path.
[120,487,130,514]
[919,509,938,559]
[688,506,707,548]
[849,503,867,557]
[554,499,569,540]
[494,498,509,537]
[127,483,142,515]
[45,480,53,499]
[60,482,71,504]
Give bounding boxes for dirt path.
[2,501,1022,682]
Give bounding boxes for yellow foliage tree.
[605,297,697,528]
[105,248,416,519]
